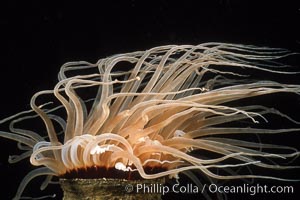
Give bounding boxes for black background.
[0,0,299,199]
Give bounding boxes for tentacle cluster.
[0,43,300,199]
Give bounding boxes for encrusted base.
[59,178,165,200]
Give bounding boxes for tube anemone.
[0,43,300,199]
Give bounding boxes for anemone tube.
[0,43,299,199]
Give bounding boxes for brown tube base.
[60,178,164,200]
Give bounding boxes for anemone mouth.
[60,166,168,180]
